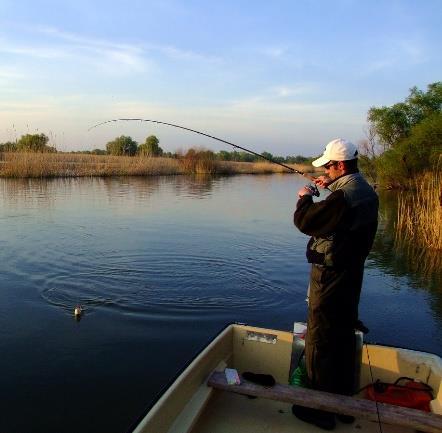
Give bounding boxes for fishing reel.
[304,183,320,197]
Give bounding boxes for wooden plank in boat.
[208,371,442,433]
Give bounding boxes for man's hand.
[298,184,319,198]
[313,175,332,189]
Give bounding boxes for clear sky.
[0,0,440,156]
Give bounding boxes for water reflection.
[0,177,58,209]
[370,190,442,319]
[172,174,224,198]
[0,175,226,210]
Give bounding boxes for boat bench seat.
[207,371,442,433]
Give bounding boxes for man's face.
[324,161,344,180]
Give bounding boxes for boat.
[129,323,442,433]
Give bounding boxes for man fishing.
[293,138,379,430]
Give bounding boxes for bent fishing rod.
[88,118,321,194]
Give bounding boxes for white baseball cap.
[312,138,359,167]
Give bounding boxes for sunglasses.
[324,161,338,169]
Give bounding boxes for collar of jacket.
[328,172,363,192]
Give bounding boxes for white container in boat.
[293,322,307,338]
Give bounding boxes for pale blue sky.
[0,0,440,155]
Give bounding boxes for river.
[0,175,440,433]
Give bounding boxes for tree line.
[0,132,315,164]
[216,150,313,164]
[0,134,167,157]
[361,81,441,187]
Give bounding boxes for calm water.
[0,175,440,433]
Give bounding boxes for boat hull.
[130,324,442,433]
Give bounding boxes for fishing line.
[88,118,320,189]
[365,343,384,433]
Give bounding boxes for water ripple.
[37,248,292,316]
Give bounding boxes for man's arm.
[294,190,348,237]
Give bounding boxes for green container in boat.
[290,358,308,387]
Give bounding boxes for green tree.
[0,141,17,152]
[406,82,442,123]
[217,150,232,161]
[16,133,56,152]
[106,135,138,156]
[91,149,107,155]
[365,82,442,187]
[368,82,442,149]
[261,151,274,161]
[238,152,256,162]
[138,135,163,156]
[367,102,414,149]
[285,155,310,164]
[375,112,442,186]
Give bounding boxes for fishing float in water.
[74,305,83,320]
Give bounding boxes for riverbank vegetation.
[0,129,315,177]
[0,150,313,178]
[361,81,442,254]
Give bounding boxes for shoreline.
[0,152,317,178]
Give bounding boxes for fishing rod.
[88,118,321,195]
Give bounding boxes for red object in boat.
[365,378,433,412]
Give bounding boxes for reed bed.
[0,152,316,177]
[0,152,181,177]
[217,161,315,175]
[178,149,218,174]
[396,169,442,250]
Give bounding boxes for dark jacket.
[294,173,378,268]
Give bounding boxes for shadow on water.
[370,190,442,319]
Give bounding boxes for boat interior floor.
[190,390,414,433]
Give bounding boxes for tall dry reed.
[0,151,316,177]
[395,169,442,251]
[0,152,182,177]
[179,149,218,174]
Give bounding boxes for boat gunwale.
[125,322,236,433]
